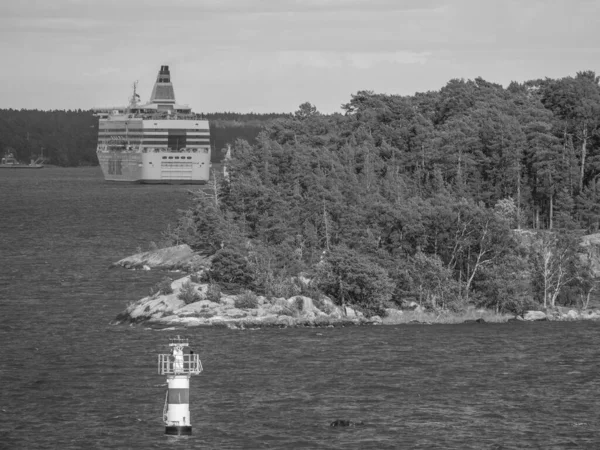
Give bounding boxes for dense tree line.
[0,109,98,166]
[0,109,288,166]
[166,72,600,316]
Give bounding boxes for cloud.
[277,50,430,69]
[278,51,343,69]
[348,51,430,68]
[82,67,121,78]
[1,0,445,20]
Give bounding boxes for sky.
[1,0,599,114]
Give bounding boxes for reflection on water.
[1,168,600,448]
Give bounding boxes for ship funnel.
[150,65,176,105]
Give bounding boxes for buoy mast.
[158,335,203,435]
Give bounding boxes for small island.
[115,73,600,327]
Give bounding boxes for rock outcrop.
[113,243,600,327]
[115,274,381,328]
[114,245,211,271]
[523,310,547,321]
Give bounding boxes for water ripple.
[2,169,600,448]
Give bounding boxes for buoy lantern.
[158,335,203,435]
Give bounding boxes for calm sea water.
[1,168,600,449]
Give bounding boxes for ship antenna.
[129,81,140,108]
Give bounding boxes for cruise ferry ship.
[94,66,211,184]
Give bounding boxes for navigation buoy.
[158,335,203,435]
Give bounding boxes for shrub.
[150,277,173,296]
[354,303,389,318]
[299,282,323,301]
[206,282,221,302]
[294,296,304,311]
[209,248,253,285]
[189,272,203,284]
[267,277,301,298]
[219,281,245,295]
[316,246,394,310]
[178,280,202,305]
[234,290,259,309]
[312,296,335,314]
[284,300,301,317]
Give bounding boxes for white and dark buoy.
[158,335,203,435]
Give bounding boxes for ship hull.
[96,117,211,184]
[97,150,210,184]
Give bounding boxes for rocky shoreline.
[113,245,600,328]
[114,272,600,328]
[114,274,384,329]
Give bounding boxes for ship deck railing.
[158,353,203,375]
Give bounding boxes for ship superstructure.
[94,66,211,184]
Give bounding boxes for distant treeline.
[0,109,290,166]
[0,109,98,166]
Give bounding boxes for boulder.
[220,295,236,307]
[523,310,547,321]
[368,315,382,325]
[119,293,184,322]
[583,310,600,320]
[564,310,580,320]
[276,315,296,327]
[385,308,403,318]
[286,295,318,313]
[327,308,343,320]
[463,318,486,324]
[344,306,363,318]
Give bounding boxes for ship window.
[162,156,167,159]
[168,156,173,159]
[187,156,192,159]
[175,156,179,159]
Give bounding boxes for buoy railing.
[158,353,203,375]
